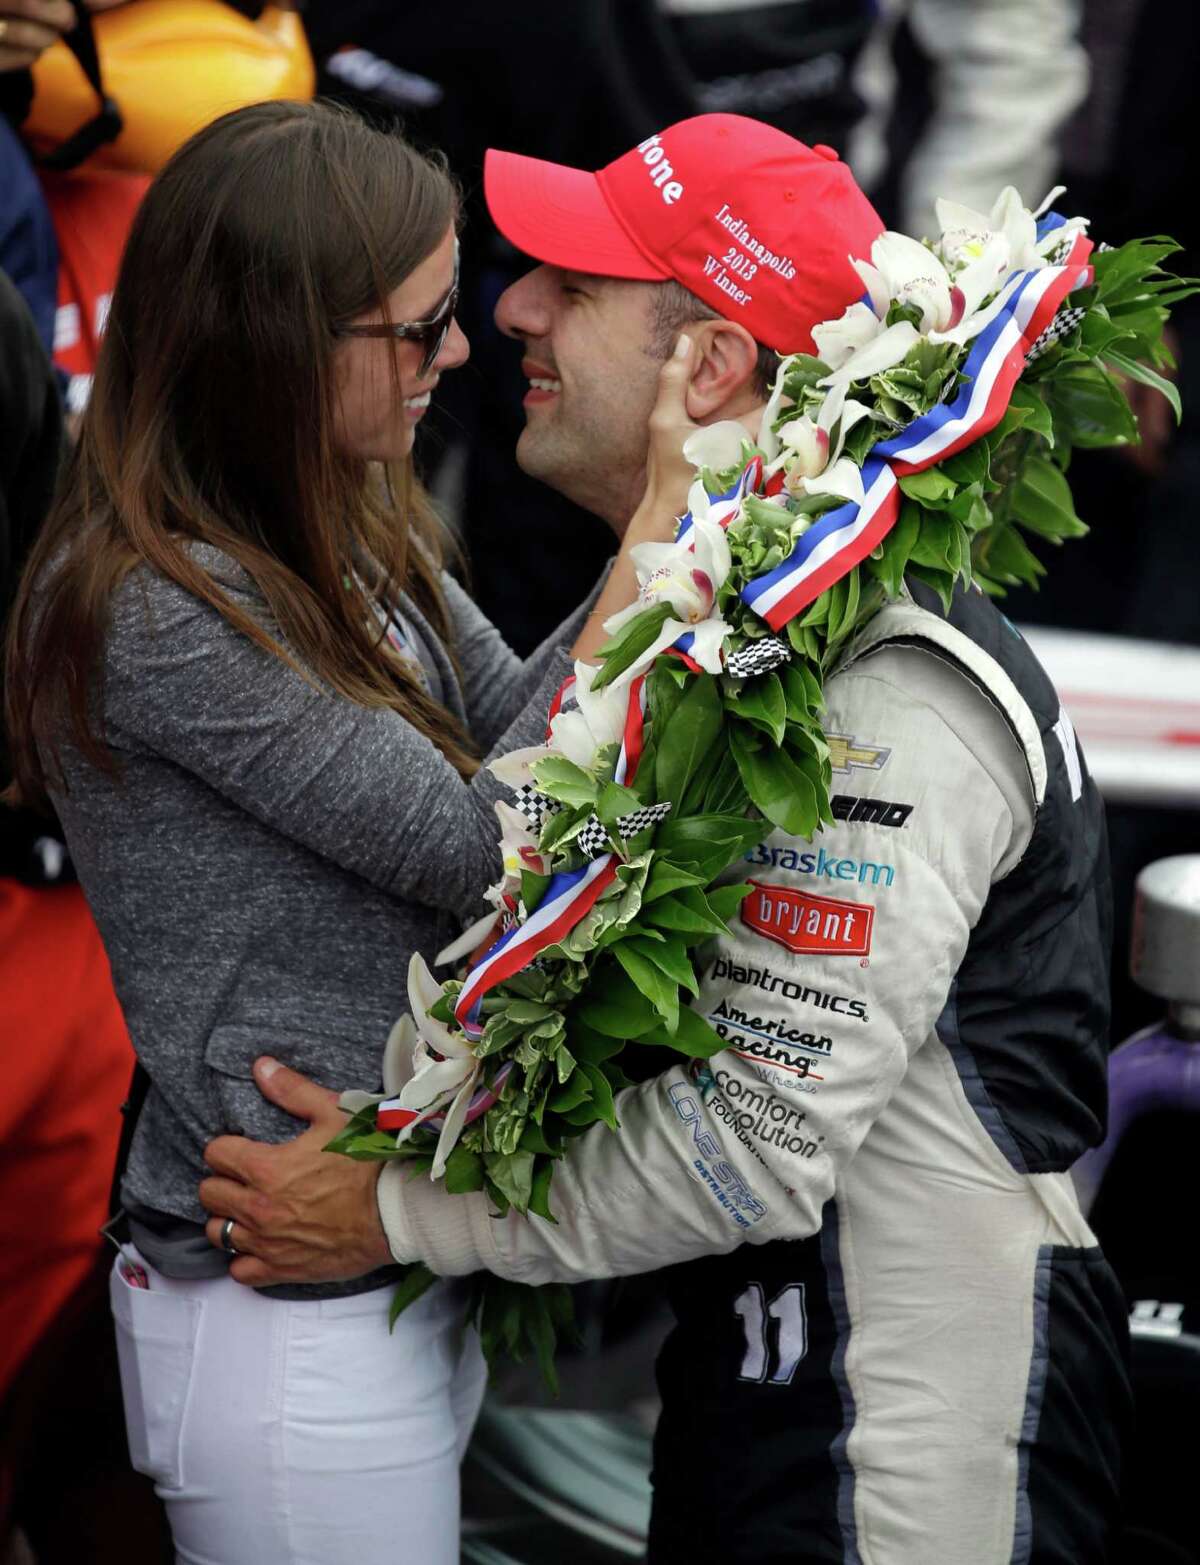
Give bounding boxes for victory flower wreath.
[330,187,1195,1386]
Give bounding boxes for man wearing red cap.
[483,116,884,356]
[199,116,1129,1563]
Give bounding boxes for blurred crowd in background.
[1,2,1196,1560]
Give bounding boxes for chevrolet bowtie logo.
[827,734,891,774]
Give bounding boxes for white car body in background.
[1022,625,1200,809]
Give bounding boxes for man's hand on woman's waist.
[200,1058,392,1287]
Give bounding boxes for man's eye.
[561,284,586,298]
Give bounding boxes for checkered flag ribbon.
[574,800,674,859]
[1026,304,1087,364]
[1045,232,1076,267]
[616,800,673,838]
[511,783,562,834]
[724,636,791,679]
[574,815,610,859]
[1026,230,1102,362]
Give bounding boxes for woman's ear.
[683,320,761,421]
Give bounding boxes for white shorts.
[109,1245,487,1565]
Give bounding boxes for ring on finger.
[0,20,9,43]
[219,1216,239,1256]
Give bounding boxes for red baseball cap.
[484,113,885,355]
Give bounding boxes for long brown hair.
[6,98,477,811]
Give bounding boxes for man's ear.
[683,320,761,421]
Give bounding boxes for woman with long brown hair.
[4,99,682,1562]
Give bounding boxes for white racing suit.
[381,581,1130,1564]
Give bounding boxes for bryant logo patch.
[742,881,874,956]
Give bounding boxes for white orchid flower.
[1032,185,1066,219]
[937,191,1023,270]
[601,609,731,685]
[545,659,629,771]
[682,420,749,477]
[778,413,829,478]
[381,1013,416,1098]
[684,469,753,533]
[633,523,732,620]
[811,300,887,373]
[854,231,959,333]
[495,799,545,879]
[606,511,732,627]
[678,616,733,671]
[772,382,873,493]
[855,228,1011,341]
[405,953,475,1092]
[395,952,485,1178]
[601,513,735,686]
[684,474,716,530]
[937,186,1087,278]
[574,659,630,739]
[339,954,484,1178]
[756,359,793,462]
[488,743,552,792]
[601,610,730,684]
[979,186,1053,273]
[788,453,863,507]
[818,320,921,388]
[346,954,521,1180]
[926,233,1013,346]
[546,706,599,768]
[426,1069,481,1180]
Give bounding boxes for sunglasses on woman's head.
[334,253,460,377]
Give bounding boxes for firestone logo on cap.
[635,134,684,206]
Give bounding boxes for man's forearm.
[378,1067,807,1288]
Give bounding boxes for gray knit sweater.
[51,543,594,1292]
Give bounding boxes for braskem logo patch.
[746,842,896,888]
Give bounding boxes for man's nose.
[494,265,554,341]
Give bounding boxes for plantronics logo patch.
[708,956,869,1021]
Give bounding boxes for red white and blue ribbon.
[453,676,649,1036]
[674,454,763,547]
[740,454,902,628]
[741,228,1094,628]
[613,671,647,785]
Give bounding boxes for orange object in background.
[0,880,133,1402]
[42,166,150,410]
[25,1,314,176]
